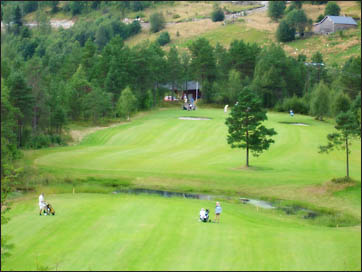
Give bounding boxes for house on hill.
[313,16,357,34]
[161,81,202,101]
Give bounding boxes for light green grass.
[3,193,361,271]
[21,108,361,216]
[175,22,271,48]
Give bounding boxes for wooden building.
[161,81,202,101]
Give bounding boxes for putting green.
[3,193,361,271]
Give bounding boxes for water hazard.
[113,188,274,209]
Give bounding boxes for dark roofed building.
[313,16,357,34]
[161,81,202,100]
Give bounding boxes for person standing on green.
[215,202,222,223]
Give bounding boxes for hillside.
[13,1,360,65]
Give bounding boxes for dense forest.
[1,1,361,172]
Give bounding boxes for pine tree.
[319,110,360,178]
[225,87,277,167]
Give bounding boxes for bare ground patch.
[68,123,123,145]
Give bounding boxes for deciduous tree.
[118,86,137,121]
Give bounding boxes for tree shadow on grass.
[231,165,273,171]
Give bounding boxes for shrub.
[316,14,325,22]
[157,31,170,46]
[268,1,286,20]
[25,133,67,149]
[281,95,309,114]
[150,12,166,33]
[211,6,225,22]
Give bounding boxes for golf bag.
[43,202,55,215]
[201,209,210,222]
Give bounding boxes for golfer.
[215,202,222,223]
[39,193,47,215]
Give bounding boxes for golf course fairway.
[5,107,361,271]
[3,193,361,271]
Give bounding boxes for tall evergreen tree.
[7,71,34,146]
[166,46,183,92]
[188,38,216,88]
[225,87,277,167]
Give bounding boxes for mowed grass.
[3,193,361,271]
[24,108,361,216]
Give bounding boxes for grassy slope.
[22,1,360,64]
[125,1,361,65]
[21,108,361,217]
[3,193,361,271]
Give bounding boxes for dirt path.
[1,19,75,30]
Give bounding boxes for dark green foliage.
[276,19,296,42]
[279,95,310,114]
[82,86,113,123]
[316,14,325,22]
[22,1,38,14]
[228,40,261,79]
[225,87,277,167]
[95,24,112,50]
[144,90,154,110]
[12,5,23,35]
[188,38,217,87]
[297,54,307,62]
[1,81,20,169]
[285,9,308,35]
[130,1,150,11]
[157,31,171,46]
[118,86,137,120]
[319,109,360,178]
[310,81,330,120]
[69,1,87,16]
[166,46,183,91]
[66,65,92,120]
[252,44,305,108]
[339,56,361,100]
[333,92,351,116]
[211,5,225,22]
[7,71,34,146]
[324,2,341,16]
[50,1,59,13]
[91,1,101,10]
[285,1,302,14]
[312,51,323,63]
[268,1,286,20]
[25,133,67,149]
[150,12,166,33]
[13,5,22,27]
[50,106,67,134]
[293,2,303,9]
